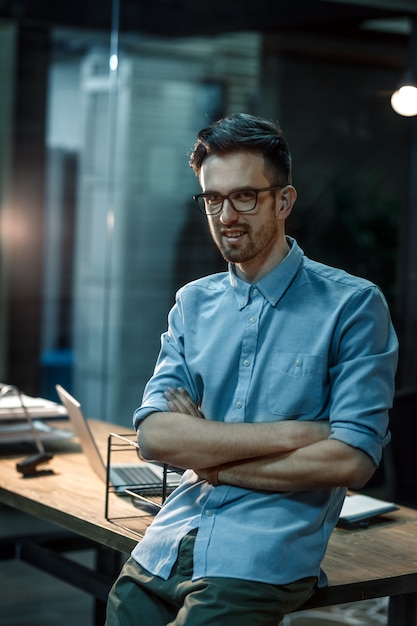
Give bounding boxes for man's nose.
[219,199,239,224]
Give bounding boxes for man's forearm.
[201,439,376,492]
[138,411,330,470]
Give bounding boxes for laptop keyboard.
[112,464,180,497]
[116,465,161,486]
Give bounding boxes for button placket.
[232,289,264,420]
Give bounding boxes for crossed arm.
[138,388,376,492]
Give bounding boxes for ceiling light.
[391,84,417,117]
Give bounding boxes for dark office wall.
[6,25,49,394]
[0,21,16,382]
[283,58,404,307]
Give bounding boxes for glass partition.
[41,11,263,424]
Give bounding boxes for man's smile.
[221,229,247,241]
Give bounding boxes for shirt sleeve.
[328,285,398,465]
[133,293,198,429]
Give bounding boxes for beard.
[209,206,279,265]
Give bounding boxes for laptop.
[55,384,182,498]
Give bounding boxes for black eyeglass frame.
[193,185,285,216]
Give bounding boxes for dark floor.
[0,560,94,626]
[0,503,97,626]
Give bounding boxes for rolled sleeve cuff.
[133,405,164,430]
[329,427,391,467]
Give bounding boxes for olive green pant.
[105,532,317,626]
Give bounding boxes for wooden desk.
[304,508,417,623]
[1,420,417,625]
[0,420,146,553]
[0,420,143,625]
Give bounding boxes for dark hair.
[189,113,292,185]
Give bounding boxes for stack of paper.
[0,419,74,444]
[0,393,68,421]
[0,386,70,447]
[339,494,398,523]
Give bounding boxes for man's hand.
[164,387,204,418]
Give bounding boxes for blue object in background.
[40,349,73,401]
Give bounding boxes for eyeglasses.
[193,185,284,216]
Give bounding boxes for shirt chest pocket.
[268,352,323,416]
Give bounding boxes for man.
[106,113,398,626]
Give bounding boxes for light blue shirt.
[132,238,398,587]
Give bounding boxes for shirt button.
[250,316,257,323]
[205,509,213,516]
[253,288,259,295]
[295,359,301,367]
[236,401,242,409]
[243,359,251,367]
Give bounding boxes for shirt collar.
[228,237,303,309]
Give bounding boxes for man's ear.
[277,185,297,220]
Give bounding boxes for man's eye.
[206,195,222,205]
[232,189,256,202]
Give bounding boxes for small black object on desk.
[0,383,55,477]
[16,451,54,477]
